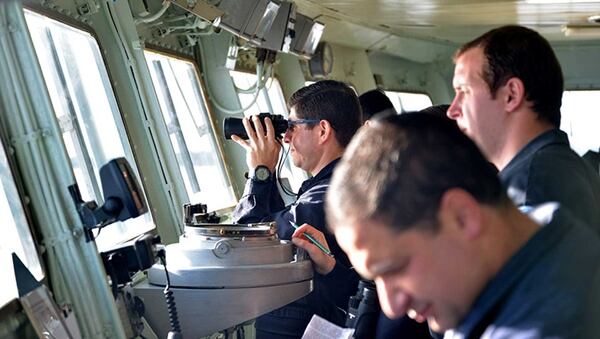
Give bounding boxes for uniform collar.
[502,129,569,174]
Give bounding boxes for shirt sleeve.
[232,177,285,223]
[233,178,331,241]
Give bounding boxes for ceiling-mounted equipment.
[168,0,225,22]
[308,41,333,78]
[289,13,325,59]
[217,0,280,42]
[169,0,280,43]
[168,0,325,58]
[256,1,296,52]
[251,2,326,58]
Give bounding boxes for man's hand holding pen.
[291,223,336,275]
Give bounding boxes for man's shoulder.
[525,141,592,182]
[501,142,600,228]
[487,216,600,338]
[297,169,335,197]
[295,180,331,205]
[503,129,573,174]
[526,141,600,196]
[530,137,579,162]
[509,135,600,193]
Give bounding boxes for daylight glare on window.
[384,91,432,113]
[25,10,154,250]
[560,90,600,156]
[231,70,288,117]
[146,51,236,210]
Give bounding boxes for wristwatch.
[251,165,271,182]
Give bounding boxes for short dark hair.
[456,25,563,127]
[288,80,362,147]
[419,104,450,118]
[327,113,508,232]
[358,89,396,121]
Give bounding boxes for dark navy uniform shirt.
[499,128,600,234]
[233,159,359,338]
[445,204,600,339]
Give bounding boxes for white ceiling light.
[588,14,600,23]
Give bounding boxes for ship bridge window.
[0,138,44,307]
[24,10,154,250]
[232,71,289,117]
[384,91,433,113]
[231,71,307,194]
[561,90,600,157]
[145,51,236,209]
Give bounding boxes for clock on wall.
[308,42,333,78]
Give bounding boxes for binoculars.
[346,280,380,339]
[223,113,288,140]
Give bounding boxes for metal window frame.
[145,47,239,205]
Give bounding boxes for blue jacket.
[500,129,600,234]
[445,205,600,339]
[233,159,359,337]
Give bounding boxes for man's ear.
[503,77,526,113]
[317,120,334,144]
[438,188,482,240]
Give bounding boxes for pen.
[290,222,334,257]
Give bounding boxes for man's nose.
[447,98,461,120]
[376,279,412,319]
[283,129,292,144]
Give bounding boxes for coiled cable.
[158,251,183,338]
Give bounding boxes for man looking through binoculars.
[230,80,362,339]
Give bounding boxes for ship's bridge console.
[133,212,313,338]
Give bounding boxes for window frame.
[232,70,308,194]
[24,8,156,249]
[230,70,288,117]
[383,89,433,113]
[145,46,239,206]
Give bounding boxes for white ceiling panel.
[295,0,600,58]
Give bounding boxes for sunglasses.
[286,118,320,132]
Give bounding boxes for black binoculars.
[346,280,380,339]
[223,113,288,140]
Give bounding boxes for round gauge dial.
[309,42,333,78]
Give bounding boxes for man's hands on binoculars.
[231,115,281,172]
